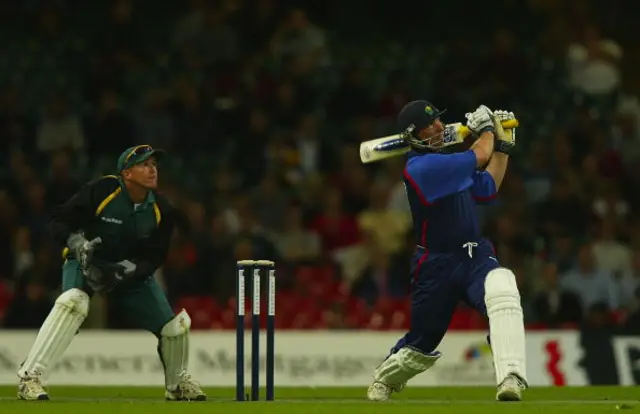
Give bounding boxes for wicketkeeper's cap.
[117,145,166,172]
[397,100,447,136]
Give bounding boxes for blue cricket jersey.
[403,149,497,252]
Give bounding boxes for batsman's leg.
[465,264,528,401]
[112,278,206,401]
[17,288,90,400]
[368,256,456,402]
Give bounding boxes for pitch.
[0,386,636,413]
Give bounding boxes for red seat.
[526,322,550,330]
[448,306,473,330]
[0,281,13,319]
[175,297,220,330]
[295,265,336,287]
[389,309,409,330]
[295,266,317,285]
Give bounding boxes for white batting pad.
[373,347,441,391]
[160,309,191,389]
[484,268,527,384]
[19,288,90,378]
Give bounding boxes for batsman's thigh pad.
[373,347,441,391]
[160,309,192,389]
[20,288,90,377]
[484,268,527,384]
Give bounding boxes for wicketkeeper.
[367,101,527,401]
[17,145,206,402]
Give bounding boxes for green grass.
[0,386,638,413]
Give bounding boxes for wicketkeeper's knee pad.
[56,288,91,318]
[159,310,192,389]
[373,347,441,392]
[483,268,527,384]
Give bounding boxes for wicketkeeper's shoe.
[496,373,527,402]
[17,375,49,401]
[165,372,207,401]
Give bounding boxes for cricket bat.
[359,119,519,164]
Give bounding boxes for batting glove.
[492,109,516,154]
[465,105,495,135]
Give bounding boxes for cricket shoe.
[367,381,405,402]
[165,372,207,401]
[496,373,527,402]
[17,374,49,401]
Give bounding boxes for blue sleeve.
[404,150,476,204]
[471,171,497,203]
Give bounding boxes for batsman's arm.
[483,113,513,190]
[128,196,177,279]
[48,176,120,247]
[484,152,508,190]
[469,131,495,168]
[406,151,478,203]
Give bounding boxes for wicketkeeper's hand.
[492,109,516,154]
[465,105,495,136]
[67,233,102,271]
[85,260,137,293]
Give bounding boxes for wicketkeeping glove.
[465,105,495,135]
[492,109,516,154]
[85,260,137,293]
[67,232,102,271]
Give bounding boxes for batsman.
[17,145,206,402]
[367,101,527,401]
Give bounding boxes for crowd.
[1,0,639,332]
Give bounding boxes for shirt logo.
[101,216,123,224]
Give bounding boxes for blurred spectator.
[85,89,135,157]
[611,96,640,169]
[44,150,80,209]
[546,232,577,274]
[350,245,409,305]
[567,25,622,98]
[249,174,289,233]
[476,29,528,109]
[560,243,620,312]
[591,218,632,277]
[532,262,583,327]
[535,177,587,240]
[270,8,328,69]
[522,141,552,203]
[36,94,85,153]
[3,280,52,329]
[272,203,321,265]
[134,88,175,149]
[591,180,630,223]
[309,188,361,256]
[357,182,410,255]
[618,249,640,309]
[583,302,616,331]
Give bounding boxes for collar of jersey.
[118,179,156,209]
[407,149,434,159]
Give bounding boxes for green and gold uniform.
[49,174,176,335]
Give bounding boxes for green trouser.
[62,259,174,336]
